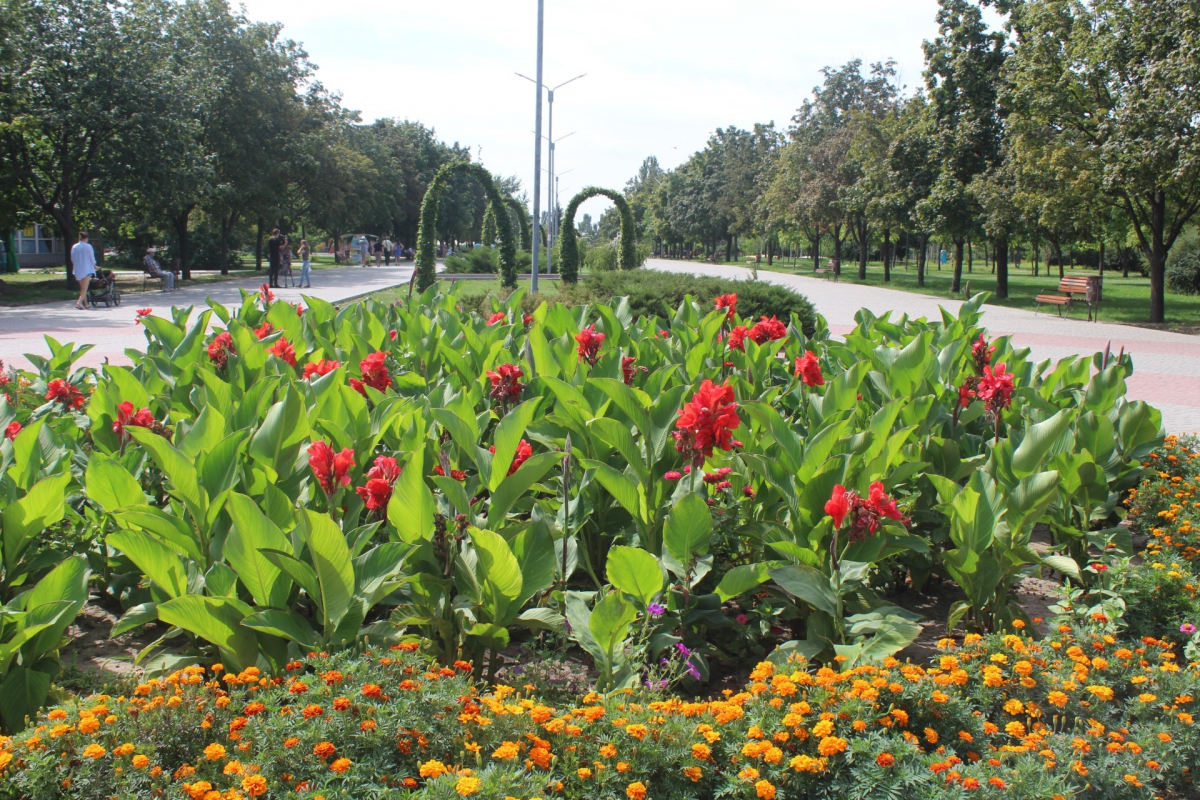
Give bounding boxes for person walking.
[267,228,283,287]
[382,236,393,266]
[359,236,370,267]
[298,239,312,287]
[373,238,383,266]
[71,231,97,310]
[281,236,293,286]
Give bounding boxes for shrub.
[581,270,818,335]
[1112,558,1200,643]
[1166,251,1200,295]
[443,247,497,274]
[1127,435,1200,562]
[584,239,619,272]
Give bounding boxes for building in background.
[4,224,103,270]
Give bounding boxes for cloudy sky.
[239,0,959,216]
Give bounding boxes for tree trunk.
[1052,238,1065,280]
[724,236,732,263]
[1147,194,1167,323]
[1032,235,1041,276]
[1099,241,1105,276]
[916,233,929,287]
[833,227,843,277]
[856,217,868,280]
[951,238,965,293]
[48,206,80,291]
[171,205,195,280]
[995,236,1009,300]
[883,228,892,282]
[967,239,973,273]
[811,234,821,271]
[766,235,774,266]
[256,218,265,270]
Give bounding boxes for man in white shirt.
[382,237,393,266]
[71,231,97,310]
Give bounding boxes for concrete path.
[646,258,1200,433]
[0,264,414,372]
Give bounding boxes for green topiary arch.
[416,162,517,290]
[558,187,638,284]
[480,197,531,252]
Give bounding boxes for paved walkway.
[4,259,1197,432]
[646,259,1200,433]
[1,264,414,372]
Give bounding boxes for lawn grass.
[697,256,1200,331]
[360,277,564,307]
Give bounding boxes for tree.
[0,0,177,289]
[886,95,940,286]
[1006,0,1200,322]
[922,0,1007,294]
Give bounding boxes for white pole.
[547,89,554,276]
[530,0,544,293]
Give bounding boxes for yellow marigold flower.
[812,719,834,738]
[576,768,592,779]
[1139,693,1157,703]
[755,779,777,799]
[739,766,761,781]
[241,775,267,797]
[78,718,100,734]
[625,724,648,740]
[203,743,226,761]
[131,754,150,769]
[223,760,243,775]
[1047,691,1068,707]
[82,744,106,759]
[454,776,480,796]
[924,728,938,744]
[1086,685,1114,701]
[818,736,848,756]
[599,744,617,758]
[691,743,711,760]
[626,781,647,799]
[1004,699,1025,715]
[420,760,449,779]
[684,766,702,782]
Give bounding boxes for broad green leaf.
[663,493,712,565]
[301,510,356,634]
[107,530,188,599]
[487,451,560,529]
[241,609,320,650]
[715,563,771,602]
[606,545,663,606]
[489,398,542,491]
[769,564,838,617]
[2,472,71,571]
[1011,409,1072,477]
[388,449,435,543]
[0,666,52,733]
[224,493,293,608]
[157,595,259,671]
[85,454,144,513]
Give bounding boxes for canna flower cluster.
[308,441,355,496]
[45,378,86,410]
[825,482,906,542]
[303,359,340,380]
[207,332,235,370]
[486,363,525,405]
[575,325,605,367]
[356,455,402,511]
[674,380,741,467]
[352,351,391,395]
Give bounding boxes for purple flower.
[735,614,748,625]
[686,663,701,680]
[1182,623,1198,635]
[664,471,682,481]
[648,602,666,616]
[675,643,691,658]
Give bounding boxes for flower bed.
[2,623,1198,800]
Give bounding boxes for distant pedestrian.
[298,239,312,287]
[71,231,97,310]
[281,236,293,284]
[373,238,383,266]
[382,236,393,266]
[359,236,370,267]
[267,228,283,288]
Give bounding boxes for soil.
[58,603,162,687]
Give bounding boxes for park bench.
[1035,276,1101,321]
[814,260,839,281]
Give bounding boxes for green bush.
[581,270,818,335]
[584,239,619,272]
[1166,251,1200,295]
[443,247,497,274]
[1112,559,1200,643]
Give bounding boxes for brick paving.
[646,259,1200,433]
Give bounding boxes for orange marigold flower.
[303,704,324,719]
[361,683,383,698]
[925,728,939,744]
[283,737,300,748]
[600,744,617,758]
[314,741,336,758]
[755,779,777,799]
[876,753,896,767]
[330,757,351,773]
[625,723,649,740]
[577,767,593,779]
[684,766,702,782]
[241,775,267,797]
[132,754,150,769]
[333,697,351,712]
[692,743,711,760]
[203,744,226,761]
[82,744,106,759]
[492,741,520,760]
[962,777,981,790]
[420,760,449,779]
[818,736,848,756]
[626,781,647,800]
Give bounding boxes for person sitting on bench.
[144,247,176,290]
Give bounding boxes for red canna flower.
[825,485,851,528]
[486,363,525,404]
[971,333,995,374]
[726,325,749,352]
[977,363,1014,414]
[308,441,355,495]
[254,322,274,340]
[673,380,741,466]
[349,378,366,396]
[258,284,275,305]
[433,465,467,481]
[135,308,152,323]
[358,351,391,393]
[356,456,401,510]
[748,316,787,345]
[46,378,86,410]
[268,337,297,367]
[658,329,670,339]
[523,315,534,326]
[207,332,235,370]
[867,481,904,523]
[388,329,397,340]
[489,439,533,476]
[295,303,306,317]
[575,325,605,366]
[303,360,341,380]
[714,293,737,321]
[4,421,21,441]
[621,356,648,385]
[958,381,977,408]
[794,351,824,386]
[487,312,506,326]
[113,401,156,437]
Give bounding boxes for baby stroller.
[87,270,122,308]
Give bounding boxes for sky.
[238,0,956,218]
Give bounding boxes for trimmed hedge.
[582,271,818,335]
